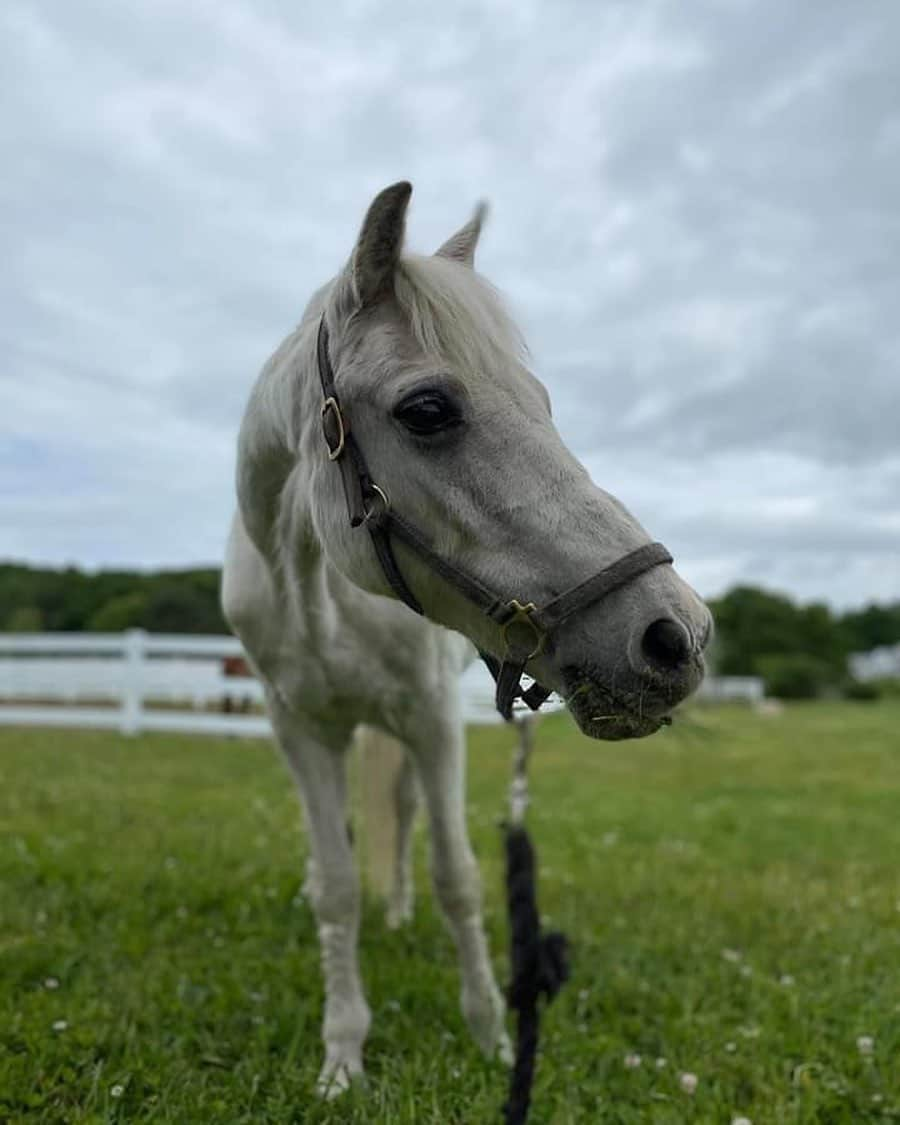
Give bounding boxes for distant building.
[849,644,900,682]
[696,676,765,703]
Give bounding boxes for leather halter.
[316,317,673,721]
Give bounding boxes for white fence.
[0,631,269,737]
[0,630,527,737]
[695,674,765,703]
[0,631,762,738]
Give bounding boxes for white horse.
[222,182,712,1096]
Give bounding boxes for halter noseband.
[316,317,673,721]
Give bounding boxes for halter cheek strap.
[315,316,673,721]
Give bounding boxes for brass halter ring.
[500,599,546,661]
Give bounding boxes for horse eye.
[394,391,462,436]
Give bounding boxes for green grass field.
[2,703,899,1124]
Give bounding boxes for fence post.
[121,629,146,736]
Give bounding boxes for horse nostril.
[641,618,692,672]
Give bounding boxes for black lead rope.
[501,718,570,1125]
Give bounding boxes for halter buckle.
[501,599,545,661]
[321,396,346,461]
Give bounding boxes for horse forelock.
[393,254,527,380]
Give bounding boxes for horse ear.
[347,181,412,308]
[434,201,487,267]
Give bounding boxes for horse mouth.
[563,676,671,741]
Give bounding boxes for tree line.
[1,563,899,696]
[0,563,227,636]
[709,585,900,698]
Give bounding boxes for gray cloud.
[2,0,898,606]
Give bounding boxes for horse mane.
[394,254,527,376]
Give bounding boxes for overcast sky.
[2,0,898,607]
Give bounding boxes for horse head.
[305,182,713,739]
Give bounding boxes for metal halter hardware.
[500,601,545,662]
[321,397,346,461]
[315,316,673,721]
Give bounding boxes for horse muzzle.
[560,647,707,741]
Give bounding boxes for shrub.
[755,654,835,700]
[87,592,148,632]
[843,678,883,701]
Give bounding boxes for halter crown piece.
[316,317,673,721]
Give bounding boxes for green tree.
[4,605,43,631]
[87,592,148,632]
[840,604,900,652]
[708,586,805,675]
[141,583,225,634]
[756,654,837,699]
[0,563,226,635]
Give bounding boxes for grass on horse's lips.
[565,678,670,727]
[590,712,672,725]
[575,707,667,742]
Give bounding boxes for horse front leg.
[410,721,513,1065]
[269,700,370,1097]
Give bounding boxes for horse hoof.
[497,1030,514,1068]
[316,1056,364,1099]
[462,984,511,1065]
[385,898,414,929]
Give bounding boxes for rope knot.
[536,930,570,1003]
[502,822,571,1125]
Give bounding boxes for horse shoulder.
[222,513,283,663]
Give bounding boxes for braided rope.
[502,716,570,1125]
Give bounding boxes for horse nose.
[640,617,693,673]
